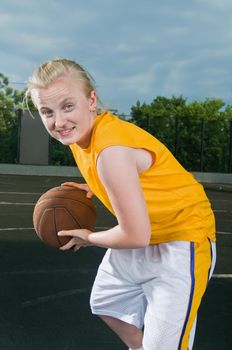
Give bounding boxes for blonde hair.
[25,58,105,115]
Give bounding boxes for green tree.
[0,73,24,163]
[50,138,75,166]
[130,96,232,172]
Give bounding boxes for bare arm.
[87,146,151,248]
[59,146,151,250]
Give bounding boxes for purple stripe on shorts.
[178,242,195,350]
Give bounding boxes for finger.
[61,182,93,198]
[74,245,81,252]
[86,191,94,198]
[58,230,77,237]
[61,182,81,188]
[75,183,91,191]
[59,238,76,251]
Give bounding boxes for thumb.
[86,191,94,198]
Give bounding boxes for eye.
[63,103,74,112]
[41,109,53,118]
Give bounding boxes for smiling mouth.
[57,127,75,137]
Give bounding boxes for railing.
[0,111,231,173]
[135,116,232,173]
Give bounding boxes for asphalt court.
[0,174,231,350]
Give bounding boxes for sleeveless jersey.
[70,112,216,244]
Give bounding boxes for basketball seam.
[36,208,60,248]
[37,204,95,229]
[53,208,62,247]
[35,208,46,236]
[58,206,86,229]
[37,197,96,214]
[34,189,96,249]
[54,207,93,247]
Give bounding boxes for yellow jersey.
[70,111,216,244]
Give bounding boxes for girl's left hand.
[58,229,92,252]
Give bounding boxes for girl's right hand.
[61,182,93,198]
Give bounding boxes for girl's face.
[31,75,97,148]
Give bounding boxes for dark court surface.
[0,174,231,350]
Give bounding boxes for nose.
[55,111,66,129]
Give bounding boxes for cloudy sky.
[1,0,232,114]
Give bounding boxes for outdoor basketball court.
[0,173,231,350]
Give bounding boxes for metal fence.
[136,116,232,173]
[0,111,231,173]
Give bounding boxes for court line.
[0,191,42,195]
[213,274,232,278]
[0,202,34,205]
[0,200,231,217]
[217,231,232,235]
[2,200,231,214]
[0,227,231,235]
[18,275,232,308]
[0,226,111,231]
[214,209,232,213]
[22,287,90,308]
[1,190,230,201]
[0,228,34,231]
[1,268,231,279]
[0,268,95,275]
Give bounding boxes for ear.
[89,90,97,111]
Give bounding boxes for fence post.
[16,109,22,163]
[200,119,205,172]
[147,114,151,132]
[229,119,232,173]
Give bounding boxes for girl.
[26,58,216,350]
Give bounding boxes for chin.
[52,130,78,146]
[54,135,74,146]
[59,139,75,146]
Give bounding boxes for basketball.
[33,185,96,249]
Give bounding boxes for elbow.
[135,242,149,249]
[119,224,151,249]
[139,237,150,248]
[133,230,151,249]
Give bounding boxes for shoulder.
[95,112,126,136]
[97,146,136,170]
[96,146,137,185]
[93,112,141,154]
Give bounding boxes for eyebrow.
[39,106,52,112]
[39,97,75,111]
[59,97,74,106]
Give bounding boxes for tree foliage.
[50,138,75,166]
[0,72,231,172]
[0,73,25,163]
[131,96,232,172]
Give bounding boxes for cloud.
[195,0,232,10]
[0,0,232,113]
[115,66,157,95]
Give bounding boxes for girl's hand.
[58,229,92,252]
[61,182,93,198]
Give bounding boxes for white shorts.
[90,239,216,350]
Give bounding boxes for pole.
[228,120,232,173]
